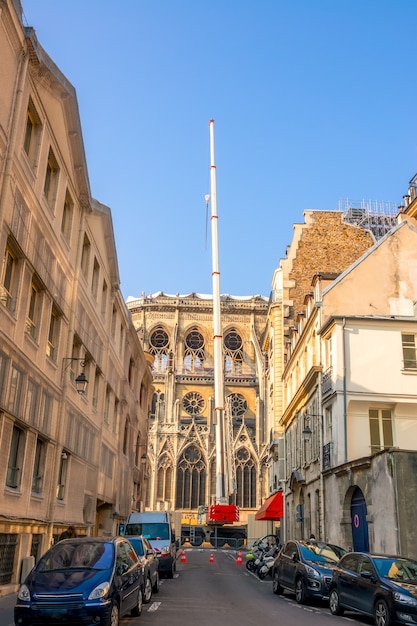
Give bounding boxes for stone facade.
[0,0,152,593]
[126,292,269,529]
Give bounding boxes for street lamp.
[62,358,88,394]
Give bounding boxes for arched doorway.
[351,487,369,551]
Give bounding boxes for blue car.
[329,552,417,626]
[14,536,144,626]
[272,539,346,604]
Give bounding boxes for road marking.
[147,602,161,612]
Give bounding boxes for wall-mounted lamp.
[61,451,68,460]
[140,453,147,466]
[62,358,88,394]
[301,412,322,441]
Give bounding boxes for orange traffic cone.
[181,548,187,563]
[209,552,214,563]
[236,550,243,565]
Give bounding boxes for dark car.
[329,552,417,626]
[126,535,160,603]
[272,539,346,604]
[15,536,144,626]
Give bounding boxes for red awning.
[255,491,284,521]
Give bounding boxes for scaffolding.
[339,198,398,241]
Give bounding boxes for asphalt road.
[0,548,373,626]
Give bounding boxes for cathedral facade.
[126,292,269,527]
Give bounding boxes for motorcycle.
[257,545,280,579]
[246,536,277,573]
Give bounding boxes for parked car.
[14,536,144,626]
[272,539,346,604]
[126,535,160,603]
[329,552,417,626]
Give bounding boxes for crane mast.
[207,119,239,524]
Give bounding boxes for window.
[149,326,169,373]
[80,234,91,277]
[7,426,25,489]
[26,282,41,340]
[157,455,172,502]
[40,392,53,434]
[7,365,23,416]
[91,257,99,299]
[402,334,417,369]
[1,245,17,312]
[23,98,41,164]
[369,409,394,454]
[47,307,60,361]
[92,368,101,409]
[43,148,59,206]
[184,328,205,372]
[0,351,8,406]
[111,305,117,339]
[224,329,244,375]
[176,445,206,509]
[232,448,256,508]
[61,190,73,242]
[104,385,110,424]
[123,419,129,455]
[101,444,115,478]
[32,438,46,494]
[183,391,205,416]
[25,379,39,426]
[57,451,68,500]
[101,280,108,318]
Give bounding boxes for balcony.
[322,367,333,397]
[323,442,332,470]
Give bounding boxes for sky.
[22,0,417,301]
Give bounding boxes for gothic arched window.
[156,455,173,503]
[184,328,205,373]
[227,393,248,418]
[176,445,206,509]
[224,329,243,375]
[149,326,169,374]
[231,447,256,508]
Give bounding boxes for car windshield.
[374,557,417,582]
[37,542,113,571]
[125,523,169,540]
[300,542,345,564]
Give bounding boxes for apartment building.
[0,0,152,592]
[281,216,417,558]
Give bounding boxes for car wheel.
[329,588,344,616]
[152,571,160,594]
[374,598,392,626]
[143,575,152,603]
[295,577,306,604]
[272,570,284,595]
[107,602,119,626]
[131,588,143,617]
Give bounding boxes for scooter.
[257,545,280,579]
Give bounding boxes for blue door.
[351,488,369,552]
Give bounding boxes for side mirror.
[360,571,376,582]
[292,553,298,562]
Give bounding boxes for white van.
[125,512,177,578]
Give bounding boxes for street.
[0,548,373,626]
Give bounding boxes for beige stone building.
[126,292,269,537]
[0,0,152,593]
[277,210,417,558]
[264,210,375,539]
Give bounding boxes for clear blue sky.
[22,0,417,300]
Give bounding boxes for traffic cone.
[236,549,243,565]
[181,548,187,563]
[209,552,214,563]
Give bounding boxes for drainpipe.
[342,318,348,463]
